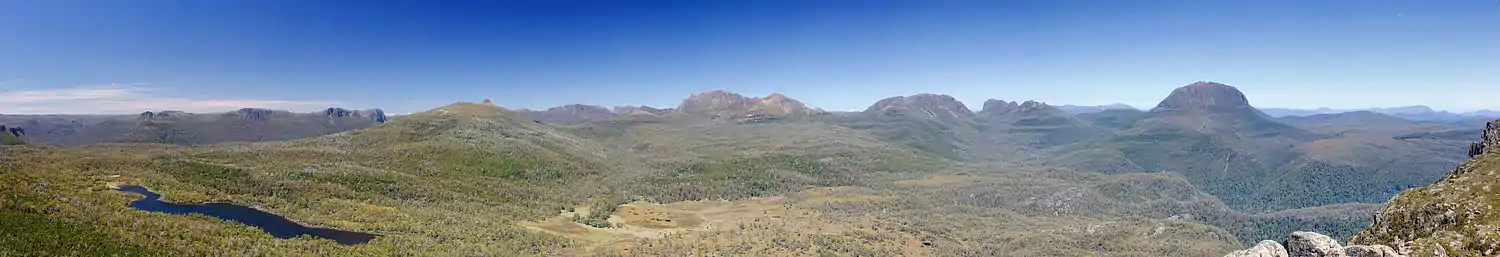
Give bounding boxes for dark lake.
[116,185,377,245]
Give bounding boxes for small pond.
[116,185,377,245]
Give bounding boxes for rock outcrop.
[1286,231,1350,256]
[1225,240,1289,257]
[139,110,189,121]
[1224,231,1403,257]
[1,125,21,137]
[1351,118,1500,256]
[323,108,388,123]
[1469,119,1499,158]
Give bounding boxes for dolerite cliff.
[1224,231,1402,257]
[1350,119,1500,257]
[1156,81,1255,112]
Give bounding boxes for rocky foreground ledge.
[1225,231,1403,257]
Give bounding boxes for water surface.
[116,185,377,245]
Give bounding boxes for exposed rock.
[1469,119,1499,158]
[1351,118,1500,256]
[981,99,1021,115]
[323,108,388,123]
[1224,232,1406,257]
[1224,240,1289,257]
[0,125,12,137]
[482,98,494,105]
[361,109,388,123]
[139,110,188,121]
[679,90,750,114]
[1154,81,1254,111]
[979,99,1066,116]
[323,108,357,118]
[747,93,818,116]
[8,127,22,137]
[231,108,279,121]
[1287,231,1344,256]
[1341,245,1401,257]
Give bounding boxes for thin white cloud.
[0,84,339,114]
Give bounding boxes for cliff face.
[1350,119,1500,256]
[1467,121,1499,158]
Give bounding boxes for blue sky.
[1,0,1497,114]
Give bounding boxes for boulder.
[1224,232,1408,257]
[1224,240,1290,257]
[1341,245,1401,257]
[1287,231,1344,256]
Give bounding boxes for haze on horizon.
[1,0,1497,115]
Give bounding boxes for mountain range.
[1,81,1493,256]
[0,107,387,146]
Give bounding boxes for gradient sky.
[1,0,1497,114]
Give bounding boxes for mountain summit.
[863,94,974,123]
[676,90,818,118]
[1153,81,1253,111]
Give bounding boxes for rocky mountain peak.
[523,104,617,124]
[1016,100,1055,113]
[231,108,280,121]
[613,106,671,116]
[548,104,612,114]
[139,110,188,121]
[679,90,750,112]
[864,94,975,121]
[748,93,817,116]
[980,99,1062,116]
[981,99,1020,114]
[323,108,389,123]
[677,90,816,117]
[1154,81,1253,111]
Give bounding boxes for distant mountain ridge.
[0,107,387,146]
[1047,81,1463,212]
[1056,103,1137,114]
[1261,105,1500,121]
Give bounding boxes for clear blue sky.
[1,0,1497,114]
